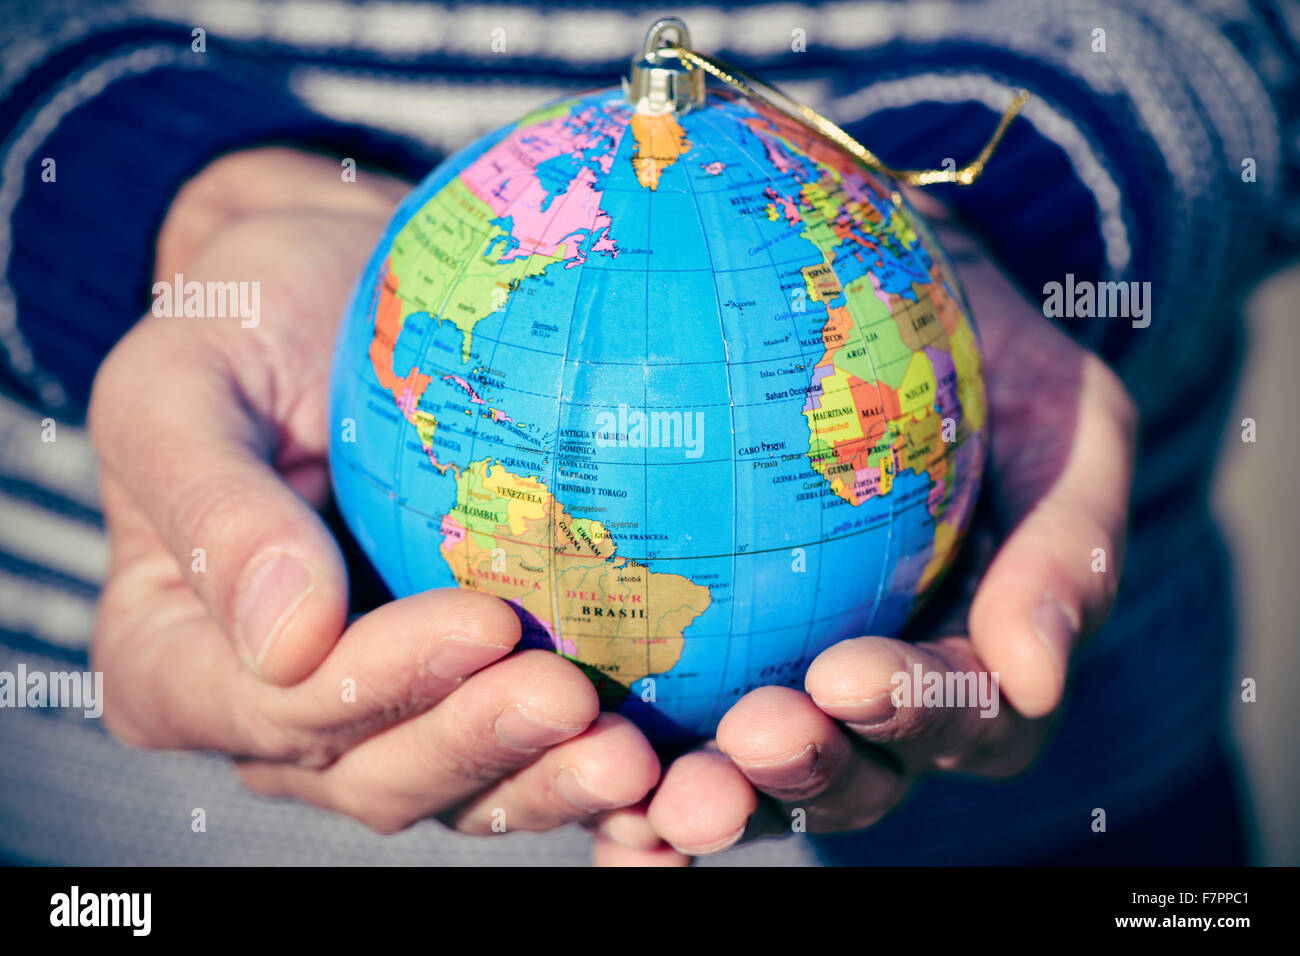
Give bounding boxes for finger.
[971,352,1138,717]
[645,750,759,856]
[592,836,691,867]
[447,713,660,834]
[253,587,522,764]
[89,319,347,684]
[805,636,1045,777]
[95,506,519,760]
[587,801,669,851]
[236,650,598,833]
[155,148,411,279]
[717,685,908,831]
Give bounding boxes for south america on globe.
[329,19,989,743]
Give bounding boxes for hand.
[592,203,1138,865]
[89,148,660,835]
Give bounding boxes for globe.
[329,84,988,743]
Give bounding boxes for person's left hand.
[587,210,1138,866]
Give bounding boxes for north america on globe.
[330,85,987,742]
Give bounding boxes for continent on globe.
[439,459,711,698]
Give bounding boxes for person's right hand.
[87,147,660,836]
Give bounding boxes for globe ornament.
[330,18,1024,742]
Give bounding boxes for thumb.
[968,353,1137,718]
[90,319,348,685]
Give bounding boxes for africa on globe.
[329,19,989,742]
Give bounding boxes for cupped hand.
[88,148,659,835]
[593,203,1138,865]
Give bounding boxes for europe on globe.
[329,20,988,742]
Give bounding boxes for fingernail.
[237,553,310,667]
[555,767,616,812]
[1032,598,1079,680]
[670,824,746,857]
[494,705,585,750]
[427,635,510,680]
[813,690,895,728]
[733,743,819,789]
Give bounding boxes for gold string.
[669,45,1029,186]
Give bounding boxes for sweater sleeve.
[2,35,434,419]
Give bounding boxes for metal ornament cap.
[624,16,706,116]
